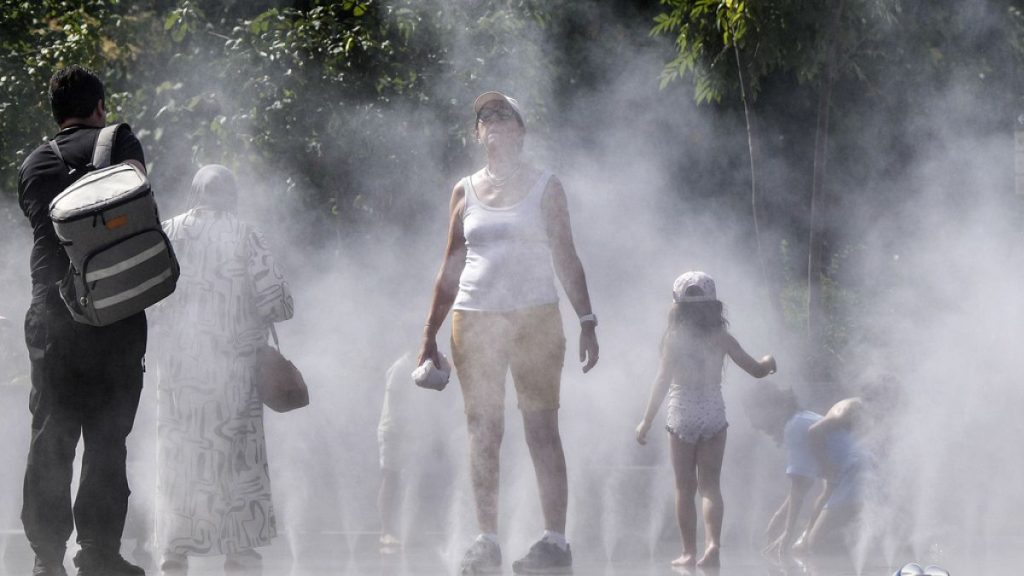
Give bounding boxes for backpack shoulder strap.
[48,140,72,175]
[90,123,123,170]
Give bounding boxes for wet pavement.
[0,530,950,576]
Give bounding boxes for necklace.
[485,163,520,188]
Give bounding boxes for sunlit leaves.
[652,0,749,101]
[165,1,205,43]
[0,0,137,193]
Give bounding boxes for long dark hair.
[661,299,727,359]
[669,300,727,334]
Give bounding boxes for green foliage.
[651,0,1023,378]
[652,0,1024,111]
[651,0,825,103]
[2,0,1021,356]
[0,0,572,245]
[0,0,138,193]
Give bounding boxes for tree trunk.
[733,44,781,323]
[807,0,845,376]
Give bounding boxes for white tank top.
[452,171,560,312]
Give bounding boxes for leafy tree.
[652,0,1023,380]
[652,0,828,342]
[0,0,143,194]
[3,0,1019,377]
[1,0,570,249]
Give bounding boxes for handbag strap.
[255,230,284,354]
[269,323,281,352]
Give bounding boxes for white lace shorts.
[666,398,728,444]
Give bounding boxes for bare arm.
[805,397,862,481]
[635,340,673,445]
[803,479,832,535]
[764,494,790,541]
[763,474,814,560]
[722,331,776,378]
[808,397,861,438]
[417,184,468,367]
[543,176,598,373]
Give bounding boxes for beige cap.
[473,91,524,126]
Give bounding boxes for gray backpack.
[48,124,179,326]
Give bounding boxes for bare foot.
[671,553,696,567]
[697,544,720,567]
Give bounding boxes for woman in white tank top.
[416,92,599,575]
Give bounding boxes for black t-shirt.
[18,124,146,297]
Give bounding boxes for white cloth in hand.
[411,353,451,391]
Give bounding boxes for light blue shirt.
[784,410,823,478]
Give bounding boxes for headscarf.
[186,164,238,212]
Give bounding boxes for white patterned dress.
[156,207,293,556]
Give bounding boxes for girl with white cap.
[635,271,776,568]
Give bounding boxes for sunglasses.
[477,107,518,124]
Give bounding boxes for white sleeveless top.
[452,171,560,312]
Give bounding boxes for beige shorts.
[451,304,566,416]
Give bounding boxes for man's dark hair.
[48,65,105,124]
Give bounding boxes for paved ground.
[0,530,930,576]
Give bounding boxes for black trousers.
[22,296,146,561]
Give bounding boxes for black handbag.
[255,324,309,413]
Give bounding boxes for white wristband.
[579,313,598,326]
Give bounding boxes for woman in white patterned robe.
[156,165,293,571]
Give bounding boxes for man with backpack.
[17,65,149,576]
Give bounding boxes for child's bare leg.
[804,505,857,554]
[695,428,727,567]
[669,433,699,566]
[378,468,402,545]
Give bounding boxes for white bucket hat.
[672,271,717,303]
